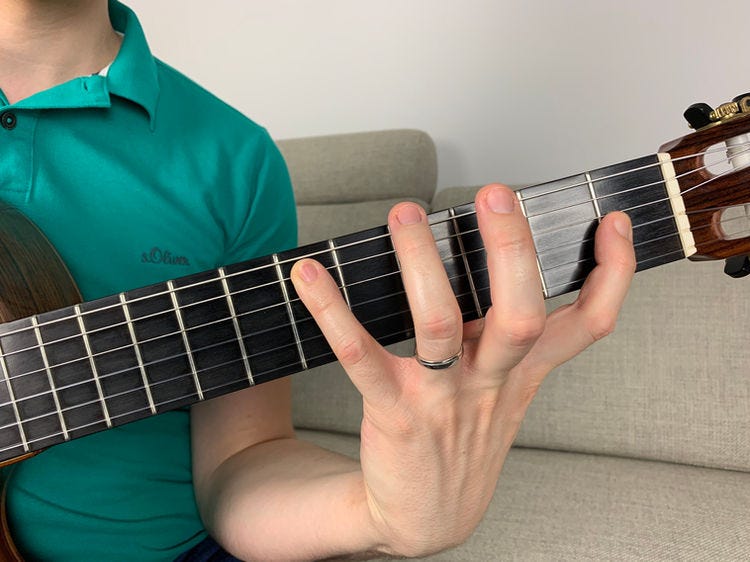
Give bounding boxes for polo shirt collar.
[107,0,160,127]
[3,1,159,128]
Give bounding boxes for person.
[0,1,635,560]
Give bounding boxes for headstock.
[659,93,750,268]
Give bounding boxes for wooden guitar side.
[0,204,83,562]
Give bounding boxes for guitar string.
[0,211,740,447]
[0,143,741,353]
[0,149,745,383]
[1,143,747,452]
[0,140,746,449]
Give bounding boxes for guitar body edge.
[0,204,83,562]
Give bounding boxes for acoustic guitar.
[0,94,749,560]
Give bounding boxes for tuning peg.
[724,255,750,278]
[684,103,714,129]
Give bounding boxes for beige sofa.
[277,129,750,560]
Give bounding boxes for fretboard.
[0,152,685,464]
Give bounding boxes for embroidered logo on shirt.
[141,247,191,266]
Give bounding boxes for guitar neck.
[0,152,686,464]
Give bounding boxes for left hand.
[290,184,635,557]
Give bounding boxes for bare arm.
[191,185,636,560]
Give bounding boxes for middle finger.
[388,202,463,367]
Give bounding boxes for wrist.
[199,438,391,560]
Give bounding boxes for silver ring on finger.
[414,344,464,370]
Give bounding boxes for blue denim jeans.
[174,536,241,562]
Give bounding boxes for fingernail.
[298,261,319,283]
[614,214,633,242]
[487,186,515,214]
[397,204,423,225]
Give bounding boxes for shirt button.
[1,111,16,130]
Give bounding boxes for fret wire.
[120,293,157,415]
[75,304,112,428]
[585,172,602,222]
[31,316,68,441]
[0,206,714,392]
[329,240,352,309]
[448,207,483,316]
[218,267,254,386]
[168,280,204,401]
[0,144,743,351]
[273,253,307,370]
[515,191,549,299]
[0,337,29,452]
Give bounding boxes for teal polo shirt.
[0,1,297,560]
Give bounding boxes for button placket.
[0,110,35,198]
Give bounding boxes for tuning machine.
[724,255,750,278]
[684,93,750,131]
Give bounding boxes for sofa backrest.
[279,129,436,245]
[280,130,750,473]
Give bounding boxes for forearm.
[196,436,386,561]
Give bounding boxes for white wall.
[126,0,749,189]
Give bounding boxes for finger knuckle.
[336,335,369,367]
[421,309,461,342]
[587,315,617,341]
[504,315,545,348]
[492,234,533,258]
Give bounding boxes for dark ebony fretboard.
[0,153,685,463]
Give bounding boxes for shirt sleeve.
[223,129,298,265]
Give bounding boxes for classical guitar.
[1,95,750,560]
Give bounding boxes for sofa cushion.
[297,429,750,561]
